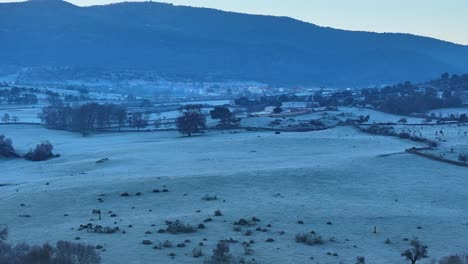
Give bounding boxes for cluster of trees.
[310,80,463,115]
[210,106,241,128]
[0,135,56,161]
[433,73,468,92]
[361,82,462,115]
[234,96,284,112]
[1,114,19,123]
[0,87,38,105]
[0,226,101,264]
[175,105,241,136]
[39,97,128,135]
[24,141,56,161]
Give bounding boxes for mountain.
[0,0,468,86]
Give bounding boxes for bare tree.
[402,240,428,264]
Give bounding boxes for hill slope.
[0,0,468,86]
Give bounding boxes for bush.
[202,194,218,201]
[166,220,197,234]
[439,254,468,264]
[193,246,203,258]
[205,242,232,264]
[0,135,18,158]
[356,256,366,264]
[295,233,324,246]
[24,141,55,161]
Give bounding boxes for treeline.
[0,87,38,104]
[233,73,467,116]
[234,94,300,112]
[39,98,129,135]
[360,81,463,115]
[431,72,468,92]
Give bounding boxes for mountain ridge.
[0,0,467,86]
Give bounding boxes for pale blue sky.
[2,0,467,45]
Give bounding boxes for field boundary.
[406,147,468,168]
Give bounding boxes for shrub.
[142,240,152,245]
[0,135,18,158]
[24,141,55,161]
[438,254,468,264]
[205,242,232,264]
[295,233,324,246]
[356,256,366,264]
[214,210,222,216]
[202,194,218,201]
[193,246,203,258]
[163,240,173,248]
[242,242,254,256]
[166,220,196,234]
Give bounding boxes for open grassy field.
[1,124,467,263]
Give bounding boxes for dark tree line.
[359,81,462,115]
[0,226,101,264]
[39,97,128,135]
[234,96,285,112]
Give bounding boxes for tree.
[1,113,10,123]
[176,104,206,136]
[401,240,428,264]
[11,116,19,123]
[130,112,148,131]
[115,106,127,131]
[210,106,240,128]
[0,135,17,158]
[24,141,55,161]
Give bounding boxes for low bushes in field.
[166,220,197,234]
[295,232,324,246]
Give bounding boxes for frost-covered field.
[0,104,42,123]
[1,124,467,264]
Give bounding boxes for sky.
[1,0,467,45]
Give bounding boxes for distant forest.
[235,73,468,115]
